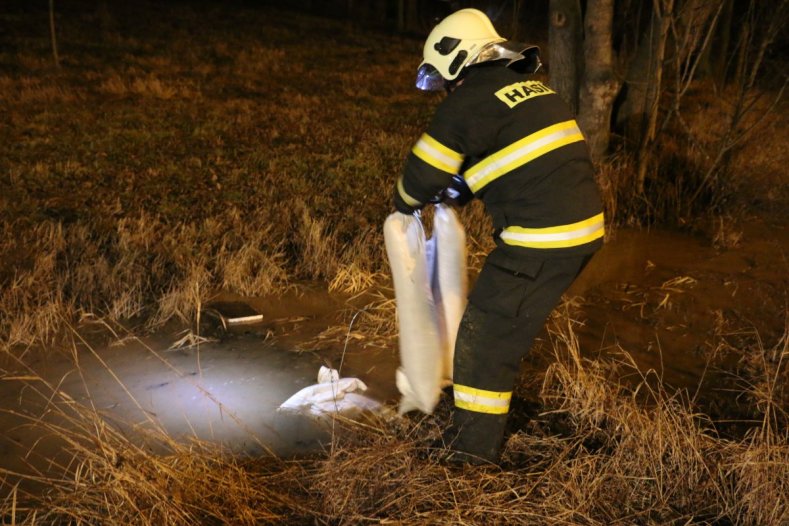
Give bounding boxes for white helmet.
[416,8,541,91]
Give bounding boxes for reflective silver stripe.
[464,121,584,193]
[412,133,464,174]
[454,384,511,415]
[500,212,605,249]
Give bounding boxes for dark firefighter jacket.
[394,62,604,261]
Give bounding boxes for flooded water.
[561,220,787,402]
[0,287,394,494]
[0,335,332,492]
[1,221,786,493]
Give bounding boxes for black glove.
[440,175,474,207]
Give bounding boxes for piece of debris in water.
[200,301,264,338]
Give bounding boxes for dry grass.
[0,380,303,524]
[0,1,782,349]
[600,79,787,227]
[0,2,426,349]
[1,316,785,525]
[310,290,399,351]
[98,74,200,99]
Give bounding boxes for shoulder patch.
[494,81,555,108]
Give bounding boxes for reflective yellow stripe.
[500,212,605,249]
[454,384,512,415]
[412,133,464,175]
[396,177,422,208]
[464,120,584,193]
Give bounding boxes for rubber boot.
[445,406,508,464]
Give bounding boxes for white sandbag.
[424,234,444,383]
[278,366,380,416]
[384,213,443,414]
[432,205,467,382]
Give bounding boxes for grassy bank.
[1,1,420,346]
[1,1,785,347]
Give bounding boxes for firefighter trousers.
[449,252,592,462]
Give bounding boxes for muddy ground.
[2,218,786,494]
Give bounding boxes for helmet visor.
[467,41,542,74]
[415,63,446,91]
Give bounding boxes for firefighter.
[393,8,604,463]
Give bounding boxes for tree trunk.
[510,0,523,40]
[615,6,661,145]
[577,0,620,163]
[713,0,734,84]
[734,15,751,87]
[397,0,419,33]
[49,0,60,68]
[698,0,733,84]
[406,0,419,32]
[548,0,582,113]
[634,0,674,191]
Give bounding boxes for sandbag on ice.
[431,205,467,382]
[384,212,443,414]
[278,366,380,416]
